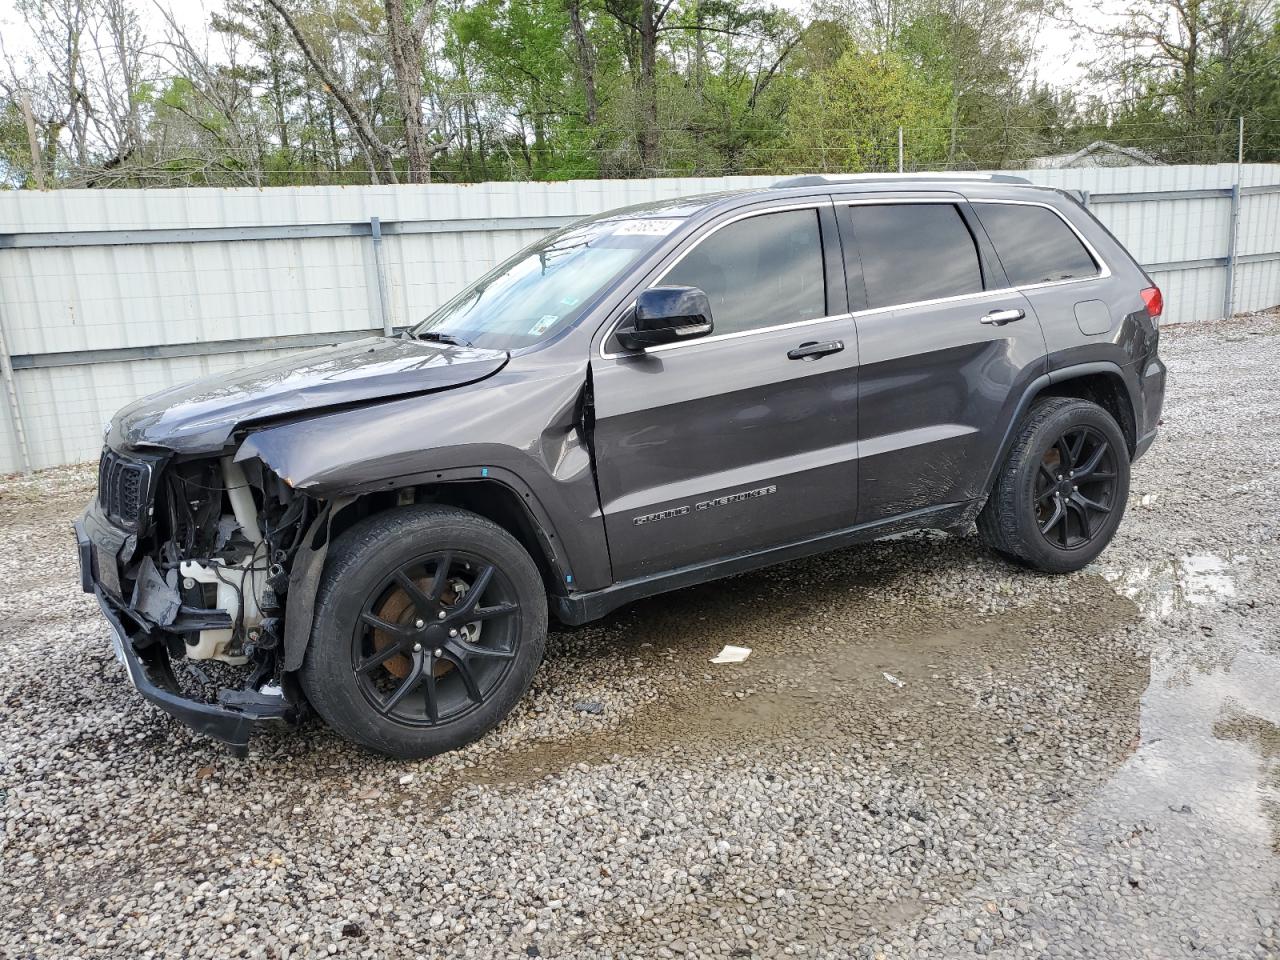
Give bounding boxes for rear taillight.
[1140,286,1163,324]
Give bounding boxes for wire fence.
[21,118,1280,189]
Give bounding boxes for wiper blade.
[412,331,473,347]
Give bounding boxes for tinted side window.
[975,203,1099,285]
[847,204,983,309]
[662,208,826,336]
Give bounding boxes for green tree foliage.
[1076,0,1280,162]
[450,0,593,178]
[783,48,951,171]
[0,0,1276,187]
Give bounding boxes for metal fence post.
[897,126,904,173]
[370,216,393,336]
[1223,183,1241,319]
[0,306,33,475]
[1081,189,1091,210]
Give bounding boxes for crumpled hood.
[108,337,509,454]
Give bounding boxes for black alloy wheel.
[301,505,547,759]
[1034,425,1119,549]
[353,552,520,725]
[977,396,1131,573]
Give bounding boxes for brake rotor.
[370,576,474,680]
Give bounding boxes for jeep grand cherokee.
[75,174,1167,758]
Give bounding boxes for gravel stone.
[1,310,1279,958]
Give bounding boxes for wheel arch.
[280,475,570,674]
[1037,368,1137,456]
[983,362,1139,497]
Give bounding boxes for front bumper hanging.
[75,515,296,756]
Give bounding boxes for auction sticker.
[614,218,682,236]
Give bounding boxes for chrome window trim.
[599,194,1112,360]
[967,197,1111,283]
[628,311,855,356]
[599,201,841,360]
[850,286,1021,320]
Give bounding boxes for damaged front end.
[76,444,324,756]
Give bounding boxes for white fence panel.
[1,166,1277,473]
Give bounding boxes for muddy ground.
[1,312,1278,959]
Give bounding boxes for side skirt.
[554,500,977,625]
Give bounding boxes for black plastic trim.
[980,360,1144,496]
[554,501,972,624]
[77,522,293,756]
[92,588,291,755]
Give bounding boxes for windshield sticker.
[613,218,682,236]
[528,315,560,335]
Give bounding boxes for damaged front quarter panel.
[235,357,610,585]
[277,494,354,672]
[233,357,610,676]
[82,346,607,751]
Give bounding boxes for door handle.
[980,308,1025,326]
[788,339,844,361]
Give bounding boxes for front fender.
[235,360,613,593]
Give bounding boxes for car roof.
[571,174,1074,233]
[598,173,1065,219]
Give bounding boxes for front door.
[590,202,861,582]
[837,198,1048,524]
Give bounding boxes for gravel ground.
[2,311,1279,960]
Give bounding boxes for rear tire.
[300,505,546,759]
[977,397,1130,573]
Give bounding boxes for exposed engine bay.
[79,445,328,752]
[155,456,297,664]
[146,454,315,668]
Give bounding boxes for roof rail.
[771,172,1033,188]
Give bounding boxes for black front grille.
[98,449,151,527]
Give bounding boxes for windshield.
[410,216,685,351]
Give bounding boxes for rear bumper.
[1134,353,1166,461]
[75,513,294,756]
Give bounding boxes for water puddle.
[1101,552,1239,619]
[423,577,1146,806]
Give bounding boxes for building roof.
[1029,141,1161,169]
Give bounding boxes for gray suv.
[75,174,1167,757]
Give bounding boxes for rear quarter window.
[975,203,1099,286]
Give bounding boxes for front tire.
[977,397,1130,573]
[300,505,546,759]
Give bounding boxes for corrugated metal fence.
[1,163,1278,474]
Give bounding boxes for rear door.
[837,197,1048,524]
[590,201,861,581]
[967,199,1110,357]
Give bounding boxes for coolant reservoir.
[179,553,264,664]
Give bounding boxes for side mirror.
[616,286,714,351]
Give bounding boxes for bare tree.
[263,0,399,181]
[5,0,92,171]
[263,0,453,183]
[152,2,266,186]
[603,0,681,171]
[1078,0,1279,121]
[566,0,599,126]
[383,0,451,181]
[83,0,148,167]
